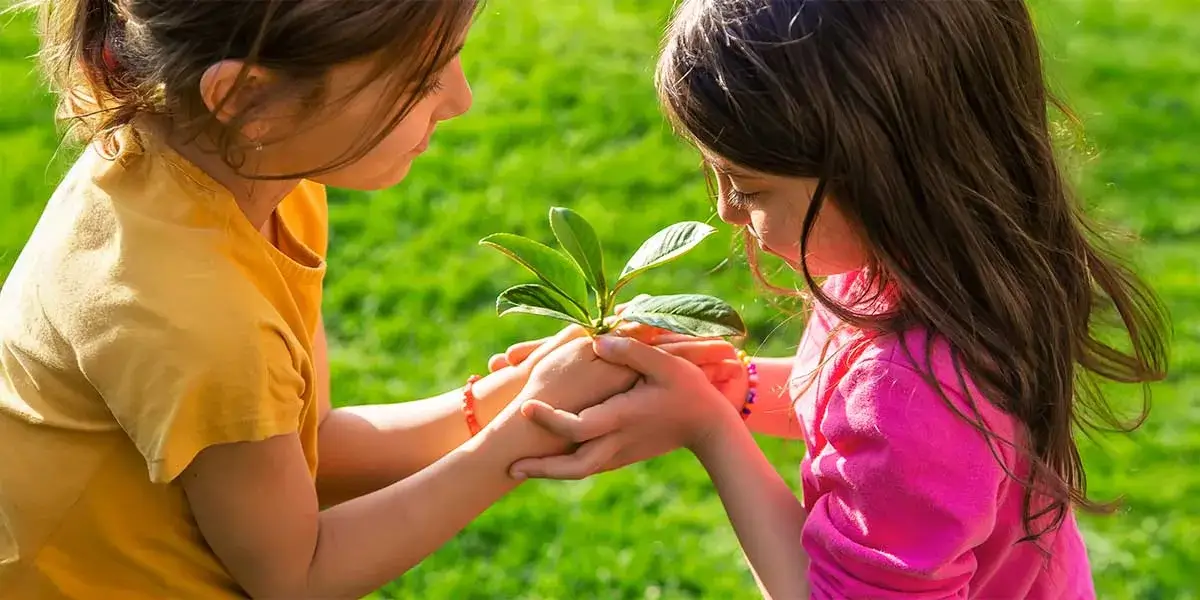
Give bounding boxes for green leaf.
[479,233,591,316]
[497,284,591,327]
[548,207,606,298]
[615,221,717,292]
[620,294,747,338]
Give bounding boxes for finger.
[593,336,690,383]
[700,359,746,384]
[520,398,625,443]
[504,338,548,367]
[488,353,509,373]
[612,322,667,344]
[510,434,625,481]
[655,339,738,365]
[522,325,588,365]
[651,333,725,345]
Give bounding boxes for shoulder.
[846,329,1019,446]
[65,280,301,395]
[808,328,1023,508]
[30,146,295,361]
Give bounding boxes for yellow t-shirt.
[0,128,327,598]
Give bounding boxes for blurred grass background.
[2,0,1197,598]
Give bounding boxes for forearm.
[316,367,526,505]
[741,548,770,600]
[743,357,803,439]
[306,410,559,598]
[695,414,811,600]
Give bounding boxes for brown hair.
[31,0,479,177]
[658,0,1169,542]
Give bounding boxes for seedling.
[480,207,746,338]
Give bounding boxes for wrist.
[689,406,749,465]
[453,417,531,490]
[467,366,531,427]
[474,401,571,472]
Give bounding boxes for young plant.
[480,207,746,338]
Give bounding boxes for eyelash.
[418,78,446,100]
[724,188,760,210]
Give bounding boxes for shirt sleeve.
[78,310,308,484]
[803,357,1011,599]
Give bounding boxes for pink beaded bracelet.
[737,350,757,420]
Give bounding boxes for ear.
[199,59,274,141]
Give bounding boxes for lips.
[413,125,436,154]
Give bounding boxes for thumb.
[593,335,677,381]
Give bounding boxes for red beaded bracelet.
[462,374,483,436]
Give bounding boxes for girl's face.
[708,157,868,277]
[240,40,473,190]
[300,54,473,190]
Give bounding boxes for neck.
[161,126,300,230]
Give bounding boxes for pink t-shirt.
[789,270,1096,599]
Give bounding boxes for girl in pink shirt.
[504,1,1169,598]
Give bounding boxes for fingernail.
[511,470,527,481]
[595,336,621,353]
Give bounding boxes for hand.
[487,297,667,372]
[487,325,666,372]
[494,332,749,416]
[519,337,640,415]
[508,336,741,480]
[483,337,641,462]
[483,324,590,393]
[649,335,749,414]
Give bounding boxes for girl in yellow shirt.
[0,1,649,597]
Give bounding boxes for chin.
[373,162,414,189]
[313,160,414,191]
[795,259,866,278]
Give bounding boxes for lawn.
[2,1,1197,598]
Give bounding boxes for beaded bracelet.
[737,350,758,420]
[462,374,483,436]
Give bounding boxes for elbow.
[232,546,321,599]
[236,561,319,600]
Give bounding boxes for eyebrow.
[707,157,759,180]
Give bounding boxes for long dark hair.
[31,0,479,177]
[657,0,1169,542]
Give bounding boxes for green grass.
[2,1,1197,598]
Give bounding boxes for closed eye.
[724,188,760,210]
[416,77,446,100]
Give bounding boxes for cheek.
[371,110,432,156]
[751,207,801,257]
[306,103,435,190]
[802,206,869,276]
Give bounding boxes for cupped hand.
[487,296,670,372]
[519,337,640,416]
[492,324,590,377]
[509,336,741,481]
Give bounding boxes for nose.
[716,197,751,226]
[714,175,751,226]
[436,58,473,121]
